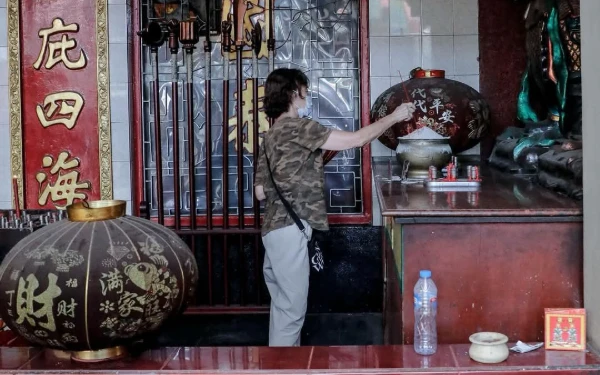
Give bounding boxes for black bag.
[264,148,325,273]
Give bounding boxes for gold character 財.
[15,274,62,332]
[57,298,77,318]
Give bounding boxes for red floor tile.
[18,347,177,372]
[0,347,41,369]
[0,344,594,374]
[401,344,458,369]
[308,346,405,369]
[458,371,600,375]
[163,346,314,370]
[452,343,600,370]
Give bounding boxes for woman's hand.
[255,185,266,201]
[390,102,416,123]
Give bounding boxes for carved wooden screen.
[132,0,371,225]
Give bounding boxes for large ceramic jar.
[0,200,198,362]
[371,68,490,153]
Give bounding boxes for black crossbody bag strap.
[263,144,308,238]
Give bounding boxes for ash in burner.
[401,127,448,140]
[481,338,502,343]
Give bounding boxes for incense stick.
[398,70,418,126]
[12,176,20,219]
[398,70,411,102]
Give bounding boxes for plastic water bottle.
[414,269,438,355]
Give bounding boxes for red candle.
[12,176,20,219]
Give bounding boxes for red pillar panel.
[478,0,529,159]
[8,0,112,209]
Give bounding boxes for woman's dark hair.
[263,68,309,119]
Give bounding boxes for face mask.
[297,96,312,118]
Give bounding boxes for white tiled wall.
[0,2,132,213]
[108,0,133,214]
[369,0,480,157]
[369,0,480,225]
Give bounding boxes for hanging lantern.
[371,68,490,153]
[0,200,198,362]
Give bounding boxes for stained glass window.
[139,0,364,218]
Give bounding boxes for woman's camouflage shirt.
[255,118,333,236]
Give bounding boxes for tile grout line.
[453,0,457,76]
[420,0,424,68]
[449,344,461,368]
[6,335,17,346]
[16,347,43,370]
[387,0,391,38]
[160,346,181,370]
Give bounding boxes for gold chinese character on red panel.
[36,151,91,209]
[228,79,269,153]
[221,0,268,59]
[36,91,84,129]
[34,18,87,70]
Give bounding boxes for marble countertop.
[373,158,582,219]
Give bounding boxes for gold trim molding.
[96,0,113,200]
[8,0,23,209]
[7,0,113,209]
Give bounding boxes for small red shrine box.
[544,308,586,351]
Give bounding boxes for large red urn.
[371,68,490,153]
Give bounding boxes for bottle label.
[414,294,438,309]
[430,296,437,308]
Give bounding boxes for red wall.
[478,0,529,159]
[388,221,583,344]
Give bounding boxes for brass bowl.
[396,138,453,179]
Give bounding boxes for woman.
[254,68,415,347]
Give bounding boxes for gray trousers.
[261,221,312,347]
